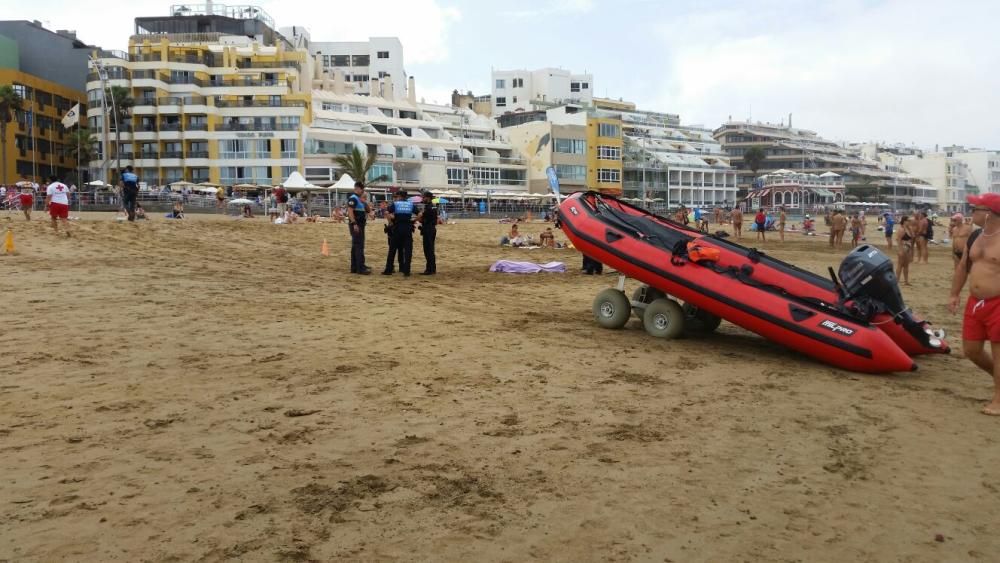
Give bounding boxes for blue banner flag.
[546,166,560,196]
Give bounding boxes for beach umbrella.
[228,198,255,205]
[232,183,257,190]
[408,195,423,203]
[170,180,194,187]
[433,197,450,204]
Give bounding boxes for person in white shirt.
[44,175,71,236]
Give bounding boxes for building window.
[377,51,389,59]
[281,166,298,181]
[598,145,621,160]
[512,96,517,103]
[332,55,350,67]
[495,97,507,107]
[351,55,370,67]
[368,163,393,183]
[472,167,501,185]
[581,82,589,90]
[598,168,621,183]
[570,82,580,93]
[598,123,620,138]
[447,168,468,185]
[512,78,523,88]
[495,79,505,89]
[220,166,270,186]
[281,139,297,158]
[554,164,587,181]
[553,138,586,154]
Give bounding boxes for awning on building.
[810,187,835,197]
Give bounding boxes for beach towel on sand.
[489,260,566,274]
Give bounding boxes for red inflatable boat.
[558,192,949,374]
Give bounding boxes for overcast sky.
[9,0,999,149]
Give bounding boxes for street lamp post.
[640,134,647,204]
[893,155,899,214]
[90,56,122,185]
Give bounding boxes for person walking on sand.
[731,207,743,240]
[948,194,1000,416]
[18,186,33,221]
[850,214,863,247]
[215,186,226,213]
[778,206,787,242]
[44,175,71,237]
[120,166,140,221]
[754,208,767,242]
[347,181,371,275]
[830,209,847,248]
[883,212,895,251]
[895,215,916,285]
[914,212,930,264]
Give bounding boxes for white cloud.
[502,0,596,19]
[649,0,1000,148]
[297,0,461,64]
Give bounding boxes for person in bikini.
[949,193,1000,415]
[731,207,743,240]
[895,215,916,285]
[778,206,787,242]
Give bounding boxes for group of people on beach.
[501,221,562,249]
[2,174,75,236]
[344,181,439,277]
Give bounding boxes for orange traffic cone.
[321,238,329,257]
[3,227,14,255]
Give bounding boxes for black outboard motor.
[838,245,905,315]
[837,245,939,348]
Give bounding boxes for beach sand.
[1,213,997,562]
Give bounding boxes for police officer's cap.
[397,190,408,198]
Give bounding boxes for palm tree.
[743,146,767,177]
[1,84,25,184]
[333,146,388,185]
[64,127,97,184]
[106,85,134,179]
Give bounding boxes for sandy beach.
[1,212,998,562]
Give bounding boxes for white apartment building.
[900,152,969,212]
[304,85,527,193]
[491,68,592,117]
[942,146,1000,195]
[622,110,738,206]
[309,37,408,100]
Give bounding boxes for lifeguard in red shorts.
[949,192,1000,415]
[44,175,71,237]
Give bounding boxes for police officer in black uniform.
[347,181,371,275]
[384,190,415,276]
[382,191,406,275]
[417,189,438,275]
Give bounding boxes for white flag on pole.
[61,103,80,129]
